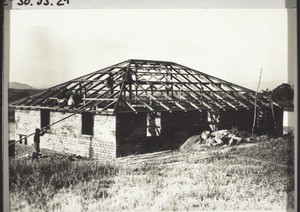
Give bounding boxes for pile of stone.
[180,129,248,150]
[201,129,242,147]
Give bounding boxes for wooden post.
[251,68,262,135]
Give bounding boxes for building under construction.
[10,59,283,159]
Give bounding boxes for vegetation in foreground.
[9,135,294,211]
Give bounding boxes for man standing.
[106,73,114,94]
[32,128,47,161]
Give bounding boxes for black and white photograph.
[4,1,297,211]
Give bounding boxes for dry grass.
[9,135,294,211]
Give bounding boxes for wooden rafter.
[11,59,277,114]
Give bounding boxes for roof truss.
[11,59,278,114]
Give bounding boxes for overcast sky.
[8,9,296,91]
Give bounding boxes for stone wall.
[14,109,116,159]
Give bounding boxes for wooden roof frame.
[10,59,280,115]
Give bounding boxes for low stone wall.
[14,109,116,159]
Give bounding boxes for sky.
[8,9,296,91]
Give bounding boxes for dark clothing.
[34,133,41,143]
[107,75,114,94]
[33,133,41,155]
[73,92,82,107]
[34,142,40,153]
[106,76,114,88]
[126,72,133,84]
[33,129,46,153]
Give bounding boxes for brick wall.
[15,109,40,138]
[14,109,116,159]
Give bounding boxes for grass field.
[9,135,295,211]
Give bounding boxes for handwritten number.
[43,0,49,5]
[17,0,24,5]
[17,0,31,5]
[57,0,64,6]
[17,0,70,6]
[36,0,49,5]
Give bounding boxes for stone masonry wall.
[14,109,116,159]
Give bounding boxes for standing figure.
[73,91,82,107]
[68,93,75,107]
[57,90,66,106]
[106,73,114,94]
[32,128,47,161]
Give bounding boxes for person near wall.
[126,71,134,84]
[57,90,67,106]
[106,73,114,94]
[73,91,82,107]
[32,128,47,161]
[68,93,75,107]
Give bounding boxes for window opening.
[41,109,50,130]
[207,110,220,131]
[146,112,161,137]
[19,134,27,145]
[82,112,94,135]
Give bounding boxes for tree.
[271,83,294,103]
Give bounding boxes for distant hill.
[9,82,36,90]
[8,88,43,122]
[8,88,43,104]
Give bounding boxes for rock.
[228,135,242,146]
[211,130,230,145]
[246,137,255,142]
[201,131,211,141]
[180,135,201,150]
[235,136,242,144]
[211,129,229,138]
[228,134,235,138]
[206,138,215,146]
[215,137,224,145]
[228,137,235,146]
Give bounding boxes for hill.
[8,88,42,104]
[9,82,36,90]
[8,88,43,122]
